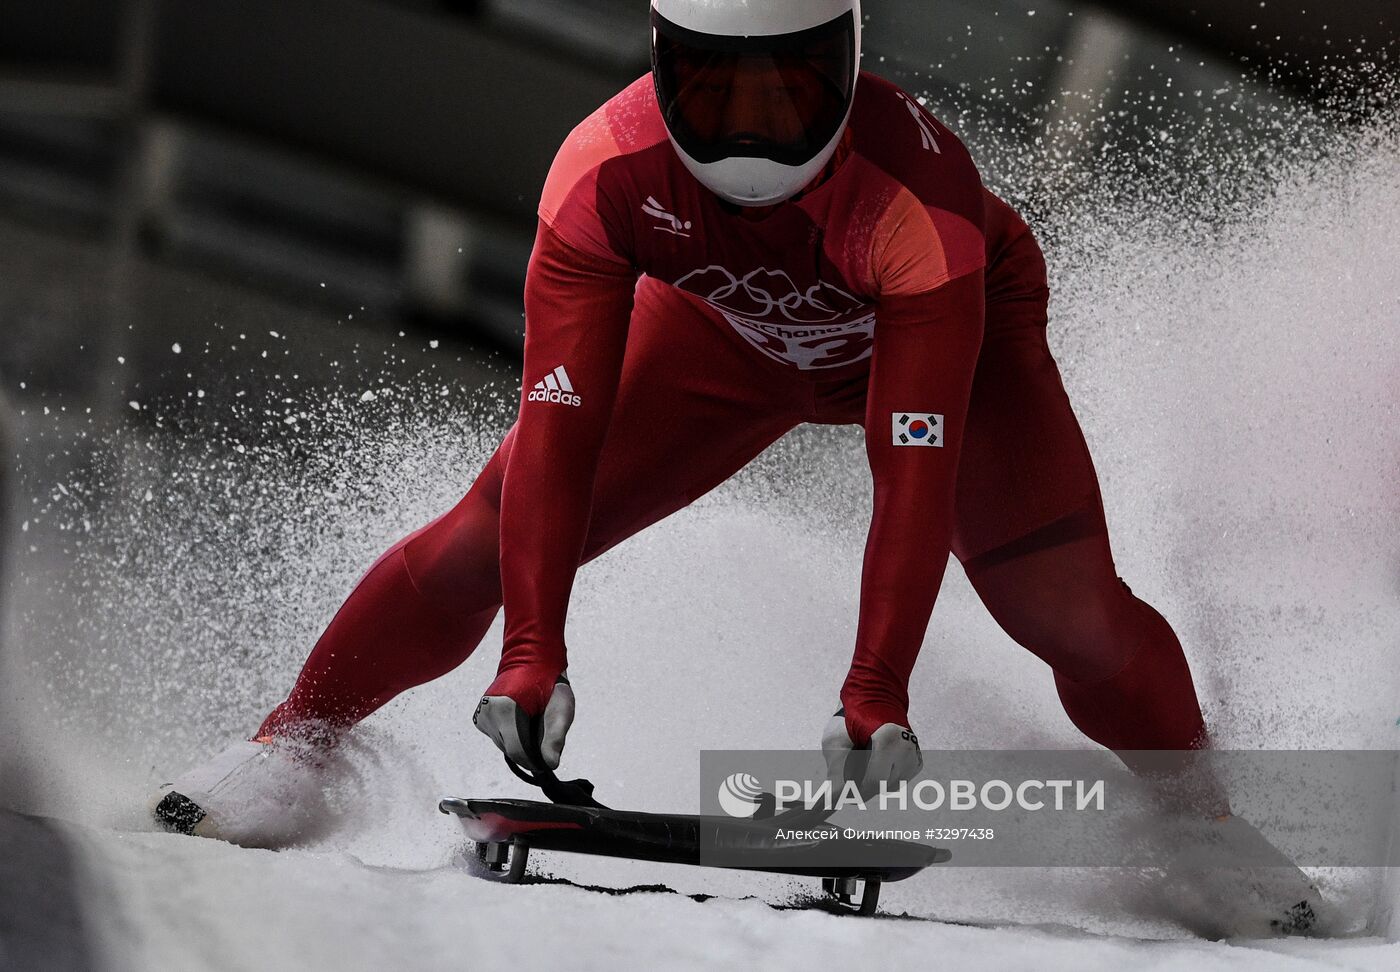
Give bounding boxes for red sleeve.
[489,221,637,716]
[840,269,986,745]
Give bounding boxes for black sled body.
[439,797,949,915]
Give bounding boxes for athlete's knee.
[1025,585,1142,683]
[1052,582,1170,684]
[984,197,1049,304]
[1051,594,1206,753]
[401,477,506,615]
[969,553,1145,683]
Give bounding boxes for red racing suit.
[258,74,1207,763]
[492,73,990,745]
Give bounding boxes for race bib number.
[720,311,876,371]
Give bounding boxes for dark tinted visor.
[652,10,856,167]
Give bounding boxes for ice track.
[5,810,1399,972]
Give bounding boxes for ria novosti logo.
[713,767,1108,817]
[716,772,765,818]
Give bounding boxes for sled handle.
[504,755,609,810]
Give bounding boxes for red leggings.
[259,275,1208,761]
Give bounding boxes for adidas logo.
[527,365,582,407]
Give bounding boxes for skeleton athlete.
[165,0,1214,847]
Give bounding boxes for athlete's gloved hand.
[821,706,923,799]
[473,670,575,773]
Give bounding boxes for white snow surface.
[33,817,1400,972]
[3,72,1400,972]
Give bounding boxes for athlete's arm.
[490,222,637,717]
[841,269,986,745]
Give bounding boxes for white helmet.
[651,0,862,207]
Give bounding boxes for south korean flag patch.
[892,412,945,447]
